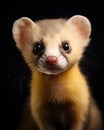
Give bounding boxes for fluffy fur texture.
[12,15,103,130]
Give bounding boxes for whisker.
[79,62,97,83]
[78,48,102,86]
[7,54,31,95]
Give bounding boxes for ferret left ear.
[67,15,91,39]
[12,17,36,47]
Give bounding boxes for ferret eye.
[62,42,70,53]
[33,42,45,55]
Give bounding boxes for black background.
[1,1,104,130]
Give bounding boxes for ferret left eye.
[62,42,70,53]
[33,42,45,55]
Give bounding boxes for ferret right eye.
[62,41,71,53]
[33,42,45,55]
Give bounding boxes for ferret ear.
[67,15,91,39]
[12,17,35,46]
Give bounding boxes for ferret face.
[12,15,91,75]
[32,36,71,75]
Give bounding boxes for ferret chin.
[12,15,103,130]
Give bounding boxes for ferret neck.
[32,63,80,80]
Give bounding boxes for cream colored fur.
[12,15,103,130]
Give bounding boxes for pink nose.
[45,56,58,66]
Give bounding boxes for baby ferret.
[12,15,103,130]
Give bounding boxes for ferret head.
[12,15,91,75]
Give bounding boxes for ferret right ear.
[67,15,91,39]
[12,17,35,47]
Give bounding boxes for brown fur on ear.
[12,17,35,47]
[67,15,91,39]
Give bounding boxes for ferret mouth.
[35,55,69,75]
[36,64,68,75]
[36,64,65,75]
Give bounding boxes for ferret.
[12,15,103,130]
